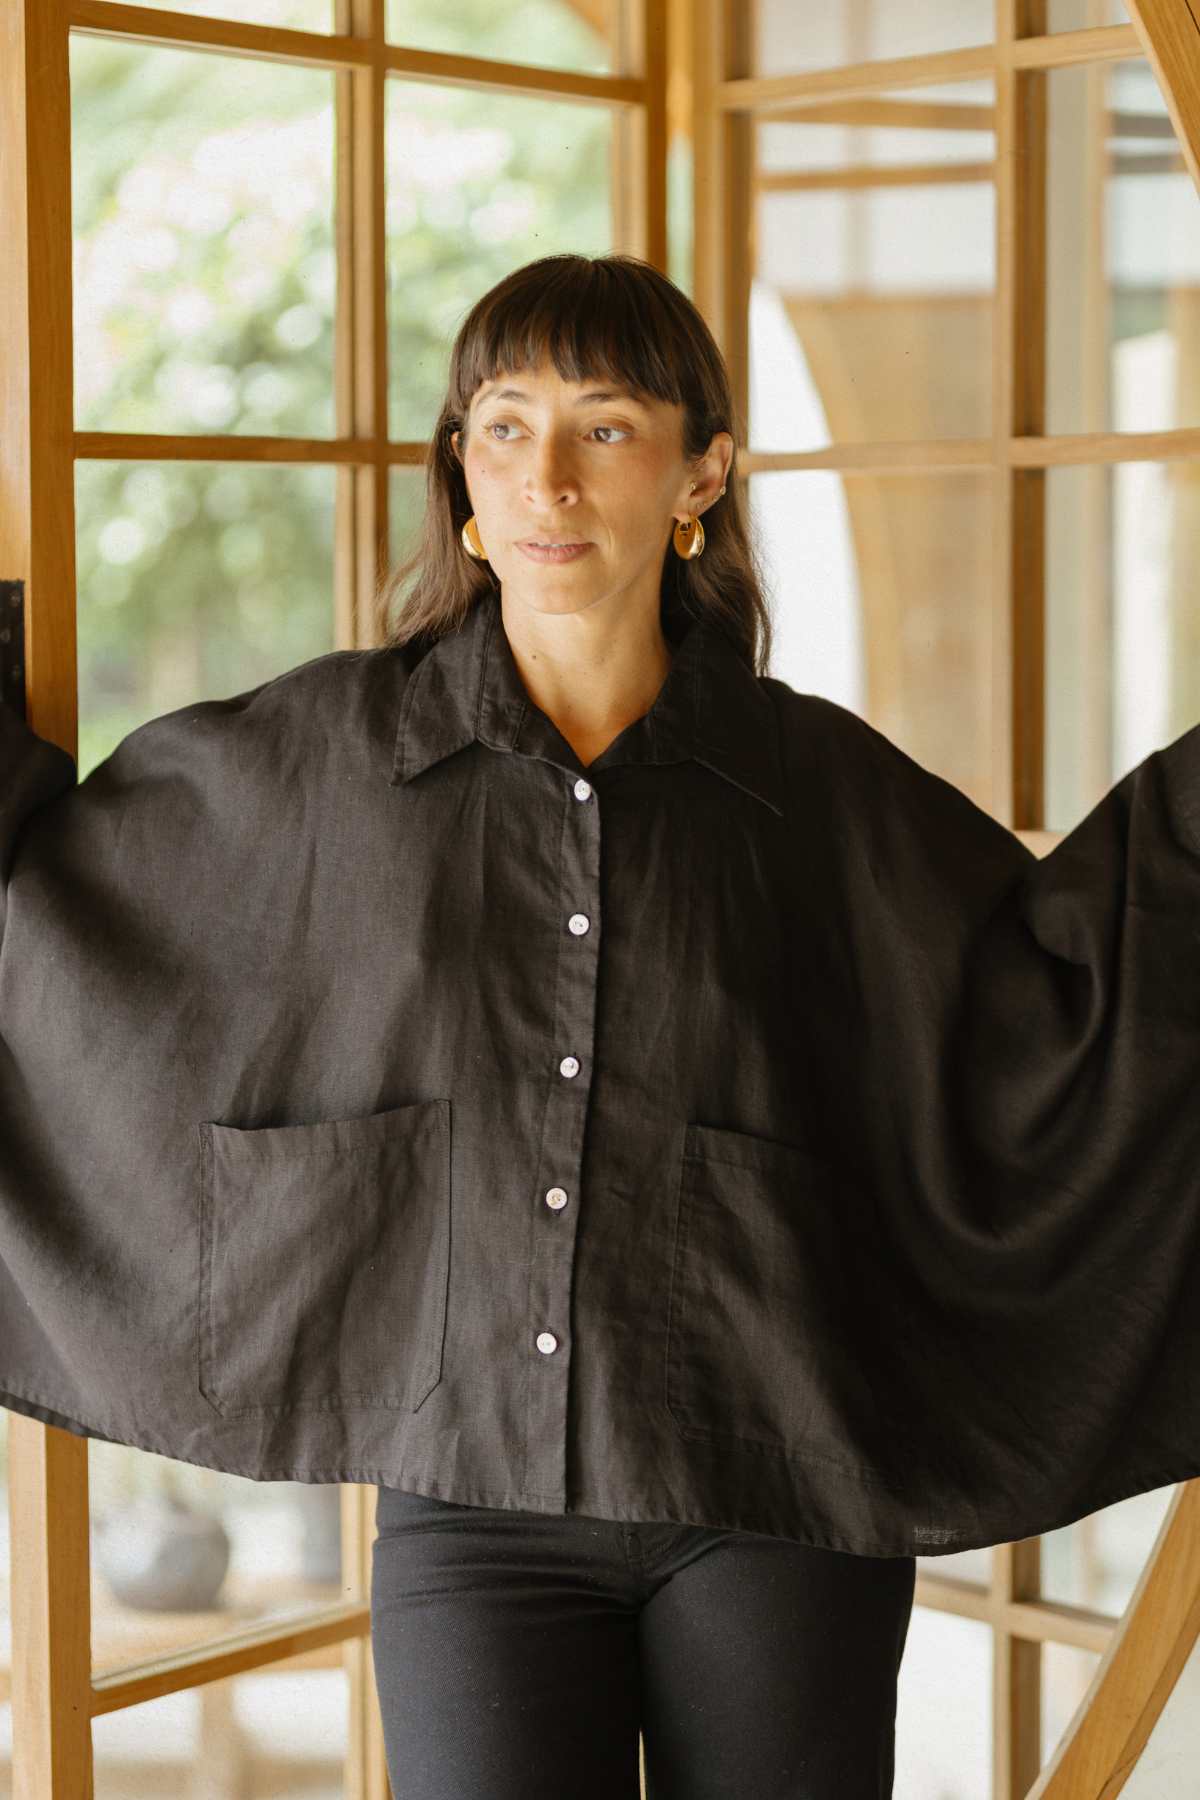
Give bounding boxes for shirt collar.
[389,589,784,817]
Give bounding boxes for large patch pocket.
[665,1121,906,1479]
[198,1098,450,1418]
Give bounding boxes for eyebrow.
[478,385,647,407]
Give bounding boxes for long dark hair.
[373,253,773,675]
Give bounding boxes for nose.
[522,435,580,511]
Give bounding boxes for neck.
[499,593,674,767]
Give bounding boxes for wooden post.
[8,1416,94,1800]
[1,3,92,1785]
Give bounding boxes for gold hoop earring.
[672,513,705,560]
[461,515,488,561]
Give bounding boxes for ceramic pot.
[94,1491,231,1612]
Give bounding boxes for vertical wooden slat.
[333,0,372,649]
[720,0,751,443]
[996,0,1048,837]
[992,5,1018,831]
[8,1416,94,1800]
[688,0,722,340]
[1,3,94,1792]
[613,0,667,268]
[337,0,390,650]
[663,0,692,289]
[0,0,79,758]
[993,0,1048,1782]
[1076,45,1113,812]
[690,0,750,456]
[610,0,637,253]
[333,8,392,1784]
[333,0,354,650]
[992,1537,1044,1800]
[1012,48,1048,834]
[640,0,669,270]
[1166,289,1200,733]
[342,1483,391,1800]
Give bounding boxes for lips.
[517,540,594,564]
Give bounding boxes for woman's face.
[451,358,730,621]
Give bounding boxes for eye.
[481,418,630,444]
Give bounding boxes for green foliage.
[70,4,612,776]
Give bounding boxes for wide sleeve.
[800,695,1200,1552]
[0,677,295,1455]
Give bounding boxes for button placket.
[522,768,603,1507]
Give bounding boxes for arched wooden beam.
[1025,8,1200,1788]
[1026,1482,1200,1796]
[567,0,611,37]
[1127,0,1200,192]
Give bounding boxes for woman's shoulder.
[759,674,898,787]
[101,643,417,778]
[759,674,1021,864]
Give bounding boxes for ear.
[450,429,461,462]
[680,432,734,518]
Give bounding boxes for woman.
[366,254,917,1797]
[3,252,1200,1796]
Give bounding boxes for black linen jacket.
[2,588,1199,1560]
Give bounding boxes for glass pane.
[1040,1484,1176,1611]
[916,1545,992,1586]
[90,0,332,23]
[386,81,613,441]
[389,463,428,570]
[1042,1641,1102,1765]
[1045,58,1200,438]
[89,1441,351,1677]
[71,37,336,438]
[1047,0,1127,27]
[1122,1632,1200,1796]
[91,1663,349,1795]
[751,79,995,451]
[387,0,615,75]
[751,470,995,810]
[668,130,693,298]
[1044,461,1200,832]
[753,0,993,75]
[75,460,336,778]
[896,1606,992,1798]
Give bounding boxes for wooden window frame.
[0,0,666,1793]
[681,0,1200,1794]
[6,0,1200,1791]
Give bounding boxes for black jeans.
[369,1486,916,1798]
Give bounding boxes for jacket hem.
[2,1380,1197,1561]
